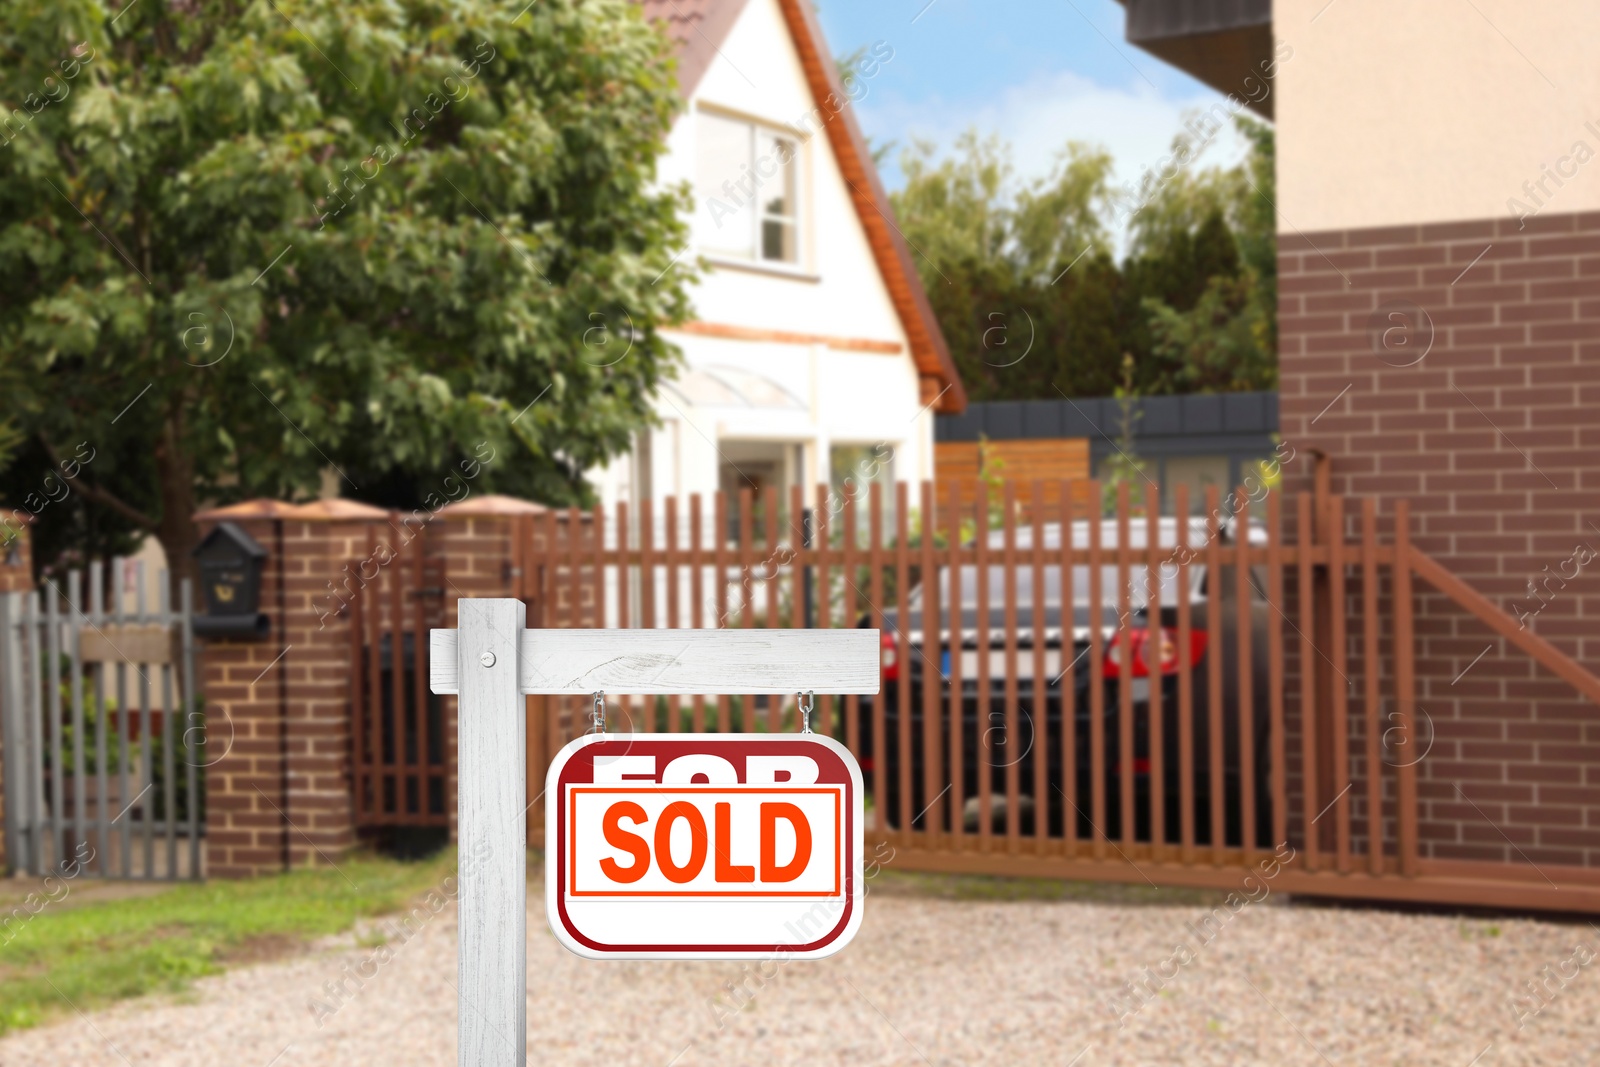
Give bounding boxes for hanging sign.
[546,732,864,960]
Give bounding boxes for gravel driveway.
[1,870,1595,1066]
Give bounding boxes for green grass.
[0,849,456,1036]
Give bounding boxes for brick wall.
[198,499,390,878]
[1278,208,1600,868]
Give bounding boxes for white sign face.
[545,733,865,960]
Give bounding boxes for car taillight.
[881,629,898,682]
[1103,628,1208,678]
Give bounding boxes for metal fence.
[505,479,1600,913]
[0,561,203,881]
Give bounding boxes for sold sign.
[547,734,864,959]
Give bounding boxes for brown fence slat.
[1328,495,1351,873]
[843,488,859,755]
[1235,491,1256,861]
[412,536,432,820]
[567,507,585,738]
[665,495,683,732]
[764,486,780,732]
[1395,500,1418,876]
[947,479,965,848]
[1267,491,1288,853]
[365,532,384,818]
[1297,493,1320,871]
[895,481,913,847]
[818,482,835,738]
[1204,486,1224,864]
[739,488,755,736]
[1059,480,1078,856]
[869,483,887,829]
[1176,484,1195,864]
[1032,481,1048,849]
[714,493,731,733]
[1002,480,1021,851]
[1087,481,1106,860]
[976,480,993,850]
[1361,498,1383,874]
[1146,484,1165,860]
[920,480,941,844]
[387,528,408,815]
[1116,483,1134,851]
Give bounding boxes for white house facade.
[589,0,965,522]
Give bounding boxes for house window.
[695,110,800,264]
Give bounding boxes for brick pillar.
[0,515,34,872]
[433,494,547,841]
[197,498,390,878]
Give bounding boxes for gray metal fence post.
[0,592,22,875]
[454,598,526,1067]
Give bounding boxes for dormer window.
[695,109,800,264]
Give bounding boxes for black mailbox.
[192,521,270,639]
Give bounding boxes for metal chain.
[798,690,814,734]
[591,691,606,735]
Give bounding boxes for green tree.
[888,116,1276,402]
[0,0,692,580]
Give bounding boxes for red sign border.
[545,733,864,960]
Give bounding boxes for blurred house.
[587,0,965,520]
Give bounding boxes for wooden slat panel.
[895,481,912,846]
[1234,491,1255,861]
[1176,485,1195,864]
[1204,486,1224,865]
[842,488,859,755]
[947,480,965,848]
[1146,484,1164,860]
[1329,495,1351,873]
[934,439,1091,505]
[976,481,993,851]
[868,484,887,827]
[1116,483,1134,852]
[1002,480,1020,851]
[1395,500,1419,876]
[817,483,835,738]
[1267,491,1288,853]
[1087,481,1106,860]
[1058,480,1078,855]
[739,488,754,737]
[1032,482,1048,849]
[1297,493,1320,872]
[920,480,940,843]
[1361,498,1383,875]
[764,486,780,732]
[690,495,705,733]
[714,493,731,734]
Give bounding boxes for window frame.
[694,106,807,269]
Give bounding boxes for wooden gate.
[512,480,1600,913]
[348,527,449,834]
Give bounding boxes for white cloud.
[858,69,1254,224]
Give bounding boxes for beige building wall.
[1275,0,1600,231]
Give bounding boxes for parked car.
[856,513,1273,849]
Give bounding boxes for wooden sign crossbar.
[430,627,879,694]
[432,600,879,1067]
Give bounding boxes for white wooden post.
[454,599,526,1067]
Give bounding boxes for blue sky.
[814,0,1249,203]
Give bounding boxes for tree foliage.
[890,116,1277,402]
[0,0,692,576]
